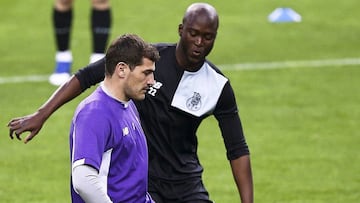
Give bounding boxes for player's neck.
[102,79,129,103]
[175,50,203,72]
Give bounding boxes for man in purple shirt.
[69,34,159,203]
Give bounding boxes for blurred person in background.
[49,0,112,86]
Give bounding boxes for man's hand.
[7,74,83,144]
[7,112,45,143]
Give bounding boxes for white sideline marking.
[0,58,359,84]
[220,57,360,70]
[0,75,49,84]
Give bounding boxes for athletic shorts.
[148,176,213,203]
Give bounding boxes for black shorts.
[148,176,213,203]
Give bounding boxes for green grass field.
[1,0,359,202]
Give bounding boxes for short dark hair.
[105,34,160,76]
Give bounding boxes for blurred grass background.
[1,0,359,202]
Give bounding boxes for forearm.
[230,155,253,203]
[37,75,82,122]
[72,164,113,203]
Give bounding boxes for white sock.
[56,50,73,62]
[90,53,105,64]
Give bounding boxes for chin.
[189,56,205,65]
[134,95,145,101]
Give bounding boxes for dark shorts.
[148,176,213,203]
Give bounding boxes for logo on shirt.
[122,127,129,136]
[186,92,201,111]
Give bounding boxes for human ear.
[178,24,183,37]
[116,62,127,78]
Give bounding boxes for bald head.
[182,3,219,29]
[176,3,219,71]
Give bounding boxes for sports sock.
[56,50,72,63]
[54,50,72,72]
[91,8,111,54]
[53,8,73,51]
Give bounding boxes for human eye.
[143,70,154,76]
[204,33,215,41]
[188,29,197,37]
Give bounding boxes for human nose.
[194,36,203,46]
[147,73,155,86]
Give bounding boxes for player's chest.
[146,64,227,117]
